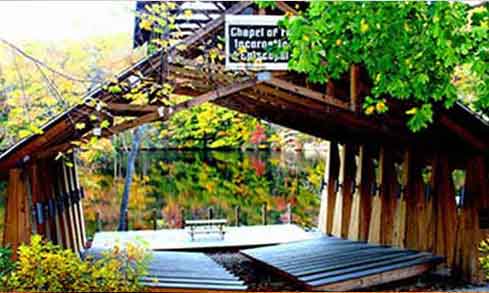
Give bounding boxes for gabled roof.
[1,1,488,177]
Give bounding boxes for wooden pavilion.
[0,0,488,287]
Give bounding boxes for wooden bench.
[184,219,227,241]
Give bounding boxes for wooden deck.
[241,236,444,291]
[91,224,318,251]
[85,249,246,292]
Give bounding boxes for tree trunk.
[118,126,145,231]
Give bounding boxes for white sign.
[225,15,289,71]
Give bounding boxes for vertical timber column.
[348,146,363,240]
[380,147,396,245]
[63,158,83,251]
[60,162,80,254]
[348,146,374,241]
[332,144,356,238]
[3,168,32,255]
[28,164,46,238]
[53,161,74,251]
[459,156,487,282]
[368,149,382,244]
[405,151,422,250]
[392,150,411,248]
[432,153,457,267]
[72,155,87,248]
[368,147,395,244]
[419,158,435,252]
[318,141,339,234]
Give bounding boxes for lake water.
[80,150,325,237]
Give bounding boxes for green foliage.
[1,235,150,292]
[160,103,266,149]
[254,0,277,9]
[279,2,489,131]
[480,238,489,278]
[0,247,14,278]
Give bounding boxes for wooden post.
[152,208,158,230]
[63,160,84,251]
[392,150,411,248]
[332,144,355,238]
[235,206,240,226]
[180,208,185,228]
[350,64,360,112]
[60,162,81,253]
[368,147,394,244]
[261,203,267,225]
[431,153,457,265]
[95,211,102,232]
[71,154,87,248]
[208,207,214,220]
[378,147,396,245]
[318,141,339,234]
[348,145,373,241]
[52,162,73,250]
[405,152,422,250]
[286,203,292,224]
[3,168,32,256]
[457,155,487,282]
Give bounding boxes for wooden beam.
[263,77,350,110]
[350,64,360,112]
[313,262,437,291]
[171,1,252,58]
[276,1,299,15]
[36,78,261,159]
[439,114,487,151]
[106,103,159,116]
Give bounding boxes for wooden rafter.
[35,78,263,159]
[263,77,350,111]
[276,1,299,15]
[106,103,159,116]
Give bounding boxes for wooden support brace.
[3,168,32,256]
[348,145,374,241]
[392,151,411,248]
[318,140,339,235]
[332,144,356,238]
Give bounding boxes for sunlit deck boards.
[86,250,247,292]
[240,236,443,291]
[91,224,319,251]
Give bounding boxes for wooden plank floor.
[240,236,443,291]
[91,224,319,251]
[85,249,247,291]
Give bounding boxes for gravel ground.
[209,252,480,292]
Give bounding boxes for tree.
[269,1,489,131]
[118,125,145,231]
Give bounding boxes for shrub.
[0,247,14,278]
[1,235,150,292]
[480,239,489,278]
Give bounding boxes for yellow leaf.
[406,107,417,115]
[75,122,86,130]
[183,9,192,19]
[365,106,375,115]
[360,19,369,33]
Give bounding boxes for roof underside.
[0,1,488,176]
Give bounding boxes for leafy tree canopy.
[265,1,489,131]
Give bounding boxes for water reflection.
[81,150,324,236]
